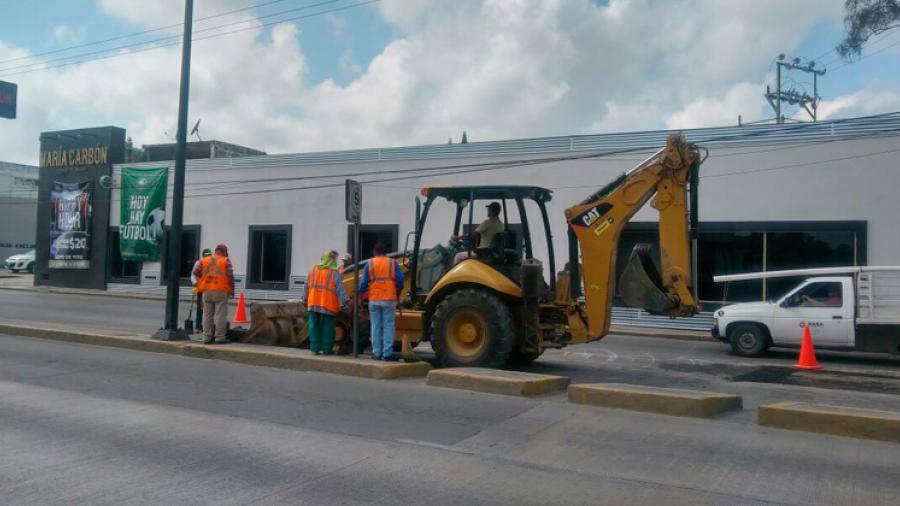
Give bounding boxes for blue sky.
[0,0,395,86]
[1,0,899,165]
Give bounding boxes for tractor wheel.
[430,288,514,368]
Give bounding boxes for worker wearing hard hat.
[302,250,349,355]
[190,248,213,333]
[359,242,404,361]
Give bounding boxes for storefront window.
[107,228,141,283]
[162,226,200,284]
[248,225,291,289]
[347,224,398,261]
[699,232,763,303]
[765,230,856,299]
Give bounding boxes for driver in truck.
[452,201,503,263]
[801,286,842,307]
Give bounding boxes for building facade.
[0,161,38,261]
[35,114,900,307]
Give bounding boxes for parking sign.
[345,179,362,223]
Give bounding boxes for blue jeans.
[369,301,396,358]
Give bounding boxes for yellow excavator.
[244,133,703,368]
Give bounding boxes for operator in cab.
[452,201,503,263]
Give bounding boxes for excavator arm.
[564,133,702,338]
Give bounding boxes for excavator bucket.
[240,301,309,347]
[618,244,674,314]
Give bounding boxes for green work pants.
[308,311,335,354]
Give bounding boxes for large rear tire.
[430,288,514,368]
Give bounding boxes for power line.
[0,0,377,78]
[0,0,290,66]
[829,36,900,73]
[0,0,349,75]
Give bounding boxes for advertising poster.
[49,181,92,269]
[119,167,168,262]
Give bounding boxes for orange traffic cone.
[233,292,249,324]
[793,323,821,370]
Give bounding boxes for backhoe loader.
[244,133,703,368]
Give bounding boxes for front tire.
[26,263,34,274]
[430,288,514,368]
[729,323,769,357]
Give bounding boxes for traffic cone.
[793,324,821,370]
[233,292,249,325]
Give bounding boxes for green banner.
[120,167,168,262]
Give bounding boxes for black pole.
[352,221,360,357]
[154,0,193,341]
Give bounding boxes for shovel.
[184,291,196,334]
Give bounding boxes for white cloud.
[664,83,765,129]
[0,0,874,166]
[816,86,900,120]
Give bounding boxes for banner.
[49,181,92,269]
[120,167,168,262]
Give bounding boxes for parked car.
[713,267,900,356]
[4,249,35,273]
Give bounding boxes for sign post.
[346,179,362,358]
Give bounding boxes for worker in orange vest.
[301,250,349,355]
[192,244,234,344]
[359,242,404,361]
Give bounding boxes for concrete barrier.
[0,322,430,380]
[426,368,570,396]
[568,383,742,418]
[758,401,900,443]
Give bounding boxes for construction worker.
[359,242,404,361]
[190,248,212,333]
[302,250,349,355]
[339,253,353,275]
[193,244,234,344]
[452,201,504,263]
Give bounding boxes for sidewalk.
[0,319,430,380]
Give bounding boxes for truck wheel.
[729,323,768,357]
[430,288,514,368]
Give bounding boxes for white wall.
[110,132,900,283]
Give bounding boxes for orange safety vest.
[198,255,231,293]
[306,266,340,314]
[368,256,398,302]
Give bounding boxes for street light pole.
[154,0,194,341]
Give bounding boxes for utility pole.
[154,0,193,341]
[765,54,826,123]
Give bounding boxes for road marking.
[396,438,480,455]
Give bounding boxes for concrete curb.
[568,383,743,418]
[0,322,430,380]
[426,367,570,397]
[758,401,900,443]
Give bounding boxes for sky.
[1,0,899,166]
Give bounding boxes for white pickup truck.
[711,267,900,356]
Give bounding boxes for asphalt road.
[2,288,900,412]
[2,334,900,505]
